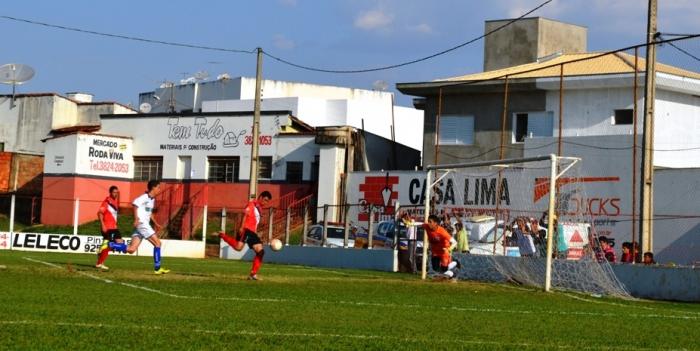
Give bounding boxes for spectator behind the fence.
[514,217,537,257]
[643,252,656,265]
[530,218,547,256]
[620,242,634,263]
[597,236,616,263]
[454,222,469,254]
[633,242,642,263]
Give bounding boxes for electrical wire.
[261,0,553,73]
[664,40,700,63]
[0,15,256,54]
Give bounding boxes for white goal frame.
[422,154,580,292]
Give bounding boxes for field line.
[561,292,700,316]
[23,257,114,284]
[0,319,678,350]
[22,256,699,321]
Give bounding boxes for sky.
[1,0,699,108]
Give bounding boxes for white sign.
[9,232,124,254]
[2,232,205,258]
[44,133,134,179]
[76,134,133,178]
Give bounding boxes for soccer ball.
[270,238,283,252]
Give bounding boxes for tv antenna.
[0,63,35,108]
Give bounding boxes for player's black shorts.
[431,256,448,273]
[102,229,122,242]
[239,229,262,249]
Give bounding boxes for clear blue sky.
[1,0,698,107]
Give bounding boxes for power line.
[261,0,553,73]
[0,15,256,54]
[664,40,700,63]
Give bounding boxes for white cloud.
[354,9,394,30]
[273,34,295,50]
[408,23,434,34]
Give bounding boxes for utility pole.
[248,47,263,200]
[640,0,657,254]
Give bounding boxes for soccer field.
[0,251,698,350]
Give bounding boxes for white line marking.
[22,257,700,321]
[23,257,113,284]
[562,292,700,316]
[0,320,680,350]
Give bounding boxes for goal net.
[422,154,630,298]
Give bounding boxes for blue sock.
[109,242,127,253]
[154,247,161,270]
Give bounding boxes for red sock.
[251,251,264,275]
[97,248,109,265]
[219,232,239,247]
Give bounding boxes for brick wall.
[0,153,11,192]
[0,152,44,194]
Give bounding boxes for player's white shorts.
[132,223,156,239]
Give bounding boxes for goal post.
[420,154,628,297]
[422,155,558,283]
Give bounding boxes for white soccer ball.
[270,238,283,252]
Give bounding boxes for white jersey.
[132,193,155,225]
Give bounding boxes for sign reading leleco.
[8,232,130,254]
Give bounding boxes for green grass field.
[1,250,699,350]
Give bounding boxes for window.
[0,142,4,152]
[208,157,239,183]
[438,116,474,145]
[513,111,553,143]
[258,156,272,179]
[133,157,163,181]
[614,109,633,125]
[286,161,303,184]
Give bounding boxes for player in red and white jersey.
[217,191,272,280]
[95,186,120,270]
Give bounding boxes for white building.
[139,77,424,151]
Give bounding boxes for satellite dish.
[0,63,35,108]
[372,80,388,91]
[0,63,35,85]
[139,102,152,113]
[194,71,209,81]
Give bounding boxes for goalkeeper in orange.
[423,214,459,279]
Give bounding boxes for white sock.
[447,261,458,270]
[443,270,454,278]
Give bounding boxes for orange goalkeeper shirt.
[422,224,452,257]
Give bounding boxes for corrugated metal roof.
[437,52,700,82]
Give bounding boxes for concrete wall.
[0,95,56,154]
[364,132,421,171]
[484,17,586,71]
[221,244,397,272]
[421,88,546,165]
[654,90,700,168]
[611,264,700,302]
[317,145,345,220]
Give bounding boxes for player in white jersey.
[109,180,169,274]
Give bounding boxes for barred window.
[258,156,272,179]
[208,157,240,183]
[286,161,303,184]
[133,157,163,181]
